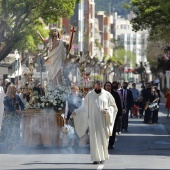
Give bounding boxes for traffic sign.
[166,70,170,77]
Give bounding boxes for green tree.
[146,41,162,74]
[0,0,80,61]
[146,40,170,74]
[107,48,136,81]
[125,0,170,42]
[110,48,136,67]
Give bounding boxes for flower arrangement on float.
[25,85,70,111]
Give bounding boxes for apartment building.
[62,0,96,57]
[112,12,151,81]
[0,50,21,84]
[94,18,102,60]
[95,11,113,59]
[114,12,148,64]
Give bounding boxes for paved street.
[0,104,170,170]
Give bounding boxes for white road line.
[97,164,104,170]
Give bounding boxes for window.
[141,39,145,45]
[121,24,126,29]
[138,38,141,45]
[84,3,88,13]
[127,37,131,41]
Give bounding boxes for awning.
[124,69,134,73]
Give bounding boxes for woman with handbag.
[150,86,159,124]
[143,83,153,124]
[1,84,24,150]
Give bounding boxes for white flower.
[50,99,53,103]
[25,102,30,109]
[49,95,54,99]
[54,89,59,93]
[32,96,35,101]
[41,103,45,108]
[53,101,57,106]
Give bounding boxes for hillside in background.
[95,0,130,16]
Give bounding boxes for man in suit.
[109,81,123,149]
[104,81,122,149]
[120,82,134,132]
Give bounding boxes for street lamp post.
[37,44,44,83]
[99,61,106,83]
[139,62,146,85]
[15,49,20,82]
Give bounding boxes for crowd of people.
[0,78,170,165]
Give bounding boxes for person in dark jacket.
[4,79,11,94]
[138,85,145,117]
[151,85,160,124]
[120,82,134,132]
[36,83,45,97]
[104,81,122,149]
[143,83,152,123]
[112,81,123,135]
[110,82,122,149]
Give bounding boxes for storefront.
[0,66,8,84]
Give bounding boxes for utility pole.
[37,44,45,84]
[15,49,20,82]
[40,54,42,83]
[36,53,45,84]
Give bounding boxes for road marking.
[97,164,104,170]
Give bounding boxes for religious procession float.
[19,27,95,147]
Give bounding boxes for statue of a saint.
[36,28,66,87]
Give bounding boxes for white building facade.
[113,12,152,82]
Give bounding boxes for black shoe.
[124,129,128,132]
[100,160,105,164]
[93,161,100,164]
[108,145,114,149]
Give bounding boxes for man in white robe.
[73,80,118,164]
